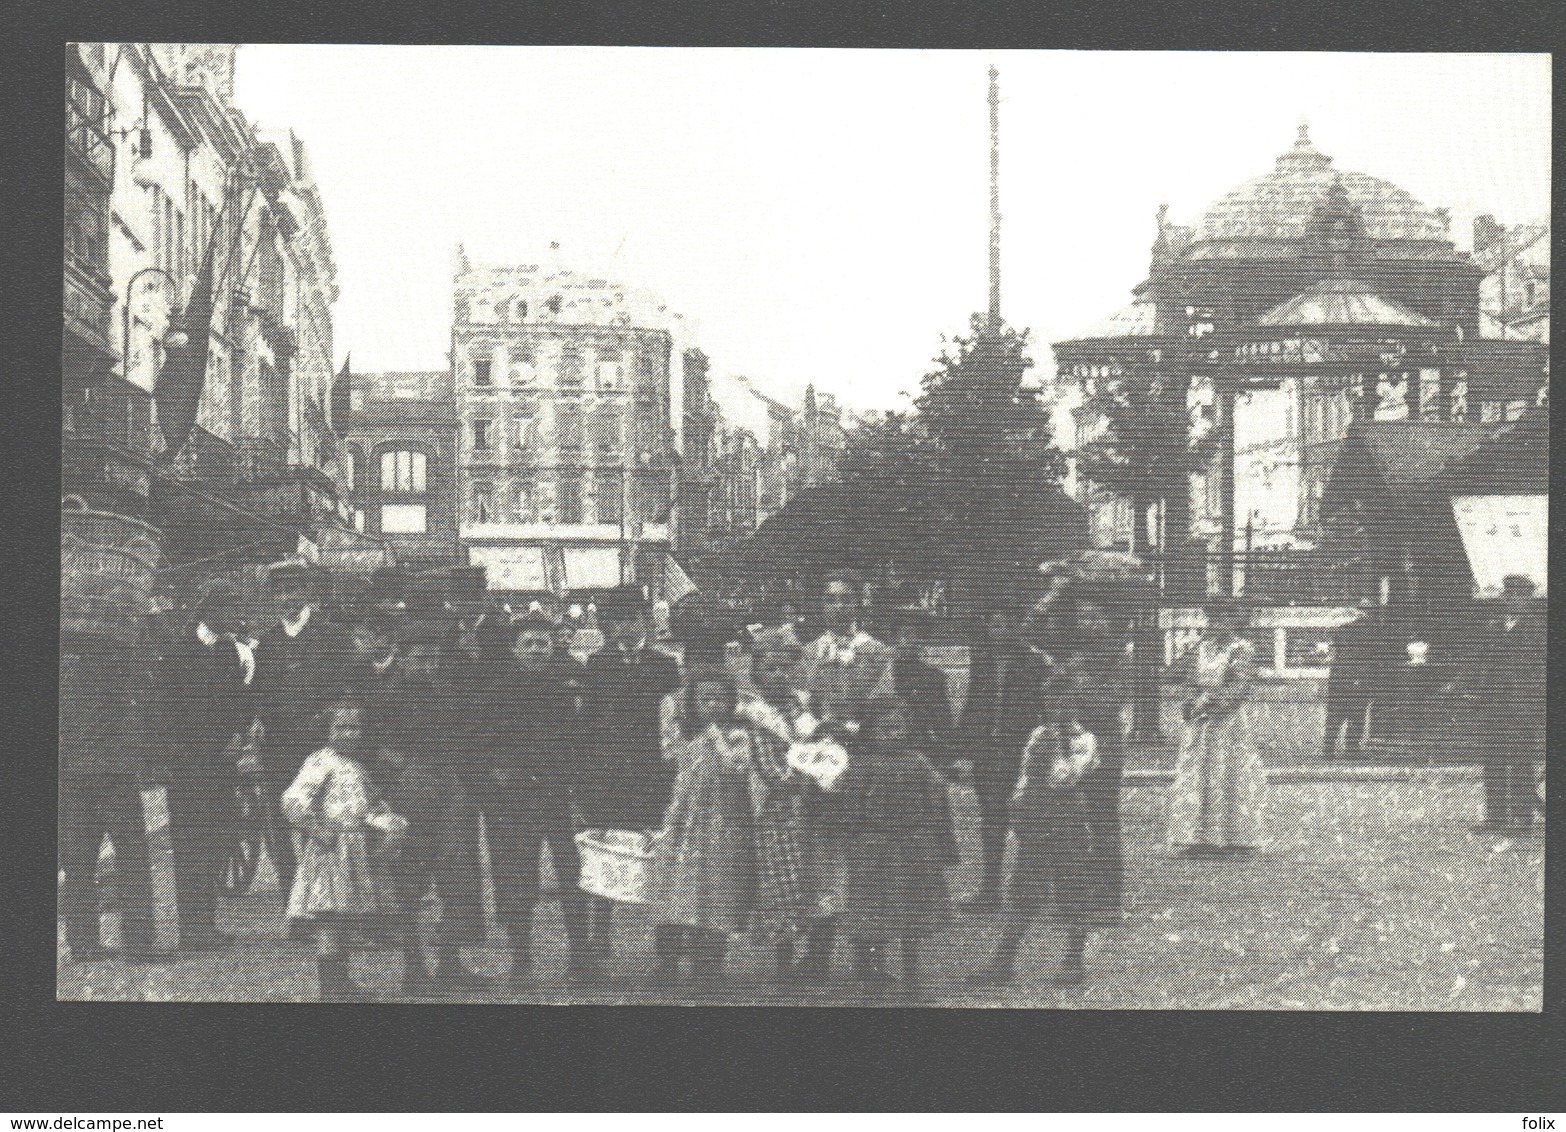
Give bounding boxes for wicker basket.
[575,829,662,904]
[61,502,163,644]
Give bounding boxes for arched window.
[380,448,427,493]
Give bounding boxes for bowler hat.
[267,560,317,593]
[597,584,650,619]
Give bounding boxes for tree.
[834,316,1080,616]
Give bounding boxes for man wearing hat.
[250,560,354,895]
[1466,574,1546,832]
[578,584,682,976]
[475,608,593,990]
[375,612,487,997]
[146,580,257,950]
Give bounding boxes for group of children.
[645,627,958,998]
[277,613,961,1001]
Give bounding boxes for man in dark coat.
[578,585,682,975]
[148,582,256,950]
[1467,574,1547,832]
[472,609,591,990]
[886,606,957,771]
[375,616,488,997]
[250,562,353,896]
[959,605,1056,908]
[1323,602,1384,759]
[60,637,160,962]
[338,572,409,752]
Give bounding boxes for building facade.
[680,371,850,567]
[1474,214,1550,343]
[1051,125,1549,601]
[338,370,461,568]
[450,250,687,597]
[64,42,353,595]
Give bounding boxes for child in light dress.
[647,668,756,991]
[281,699,405,1001]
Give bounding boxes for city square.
[61,46,1547,1010]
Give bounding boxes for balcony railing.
[234,465,342,526]
[66,95,114,186]
[1157,546,1371,607]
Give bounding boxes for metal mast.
[987,64,1002,331]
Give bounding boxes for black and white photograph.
[59,44,1548,1010]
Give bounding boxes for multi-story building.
[1474,214,1550,343]
[1051,124,1548,600]
[450,249,688,598]
[338,370,462,569]
[64,42,352,592]
[686,372,850,560]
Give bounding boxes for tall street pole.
[988,65,1002,334]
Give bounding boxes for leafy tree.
[1074,360,1216,556]
[835,316,1078,614]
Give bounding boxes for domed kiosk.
[1053,124,1548,605]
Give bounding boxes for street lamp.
[121,266,189,383]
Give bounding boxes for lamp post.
[121,265,189,385]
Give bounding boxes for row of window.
[457,293,565,323]
[468,413,656,457]
[465,471,669,527]
[471,357,640,391]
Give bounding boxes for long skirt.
[287,831,382,920]
[1167,707,1267,849]
[751,799,809,938]
[642,814,751,939]
[803,793,850,920]
[645,766,755,936]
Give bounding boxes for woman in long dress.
[1167,598,1267,855]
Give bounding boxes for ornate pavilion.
[1052,124,1548,604]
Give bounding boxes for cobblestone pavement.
[58,772,1542,1009]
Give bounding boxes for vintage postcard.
[60,45,1547,1009]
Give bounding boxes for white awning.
[1451,495,1547,597]
[469,545,550,592]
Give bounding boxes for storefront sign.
[563,545,623,590]
[469,544,550,591]
[1451,494,1547,596]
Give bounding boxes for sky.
[234,48,1550,415]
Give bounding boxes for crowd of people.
[59,558,1543,1002]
